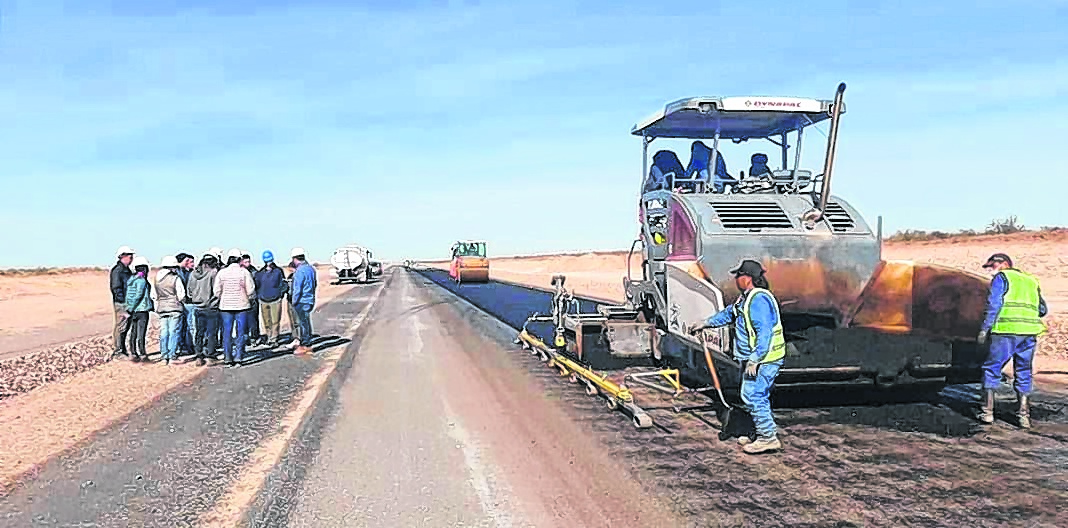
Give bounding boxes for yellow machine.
[449,240,489,284]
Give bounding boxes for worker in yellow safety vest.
[977,253,1048,428]
[689,259,786,454]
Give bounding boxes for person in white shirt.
[213,248,256,367]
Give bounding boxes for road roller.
[449,240,490,284]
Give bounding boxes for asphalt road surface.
[276,270,679,527]
[0,269,678,527]
[6,266,1065,527]
[0,282,381,527]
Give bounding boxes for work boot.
[737,436,753,446]
[978,389,995,424]
[742,436,782,454]
[1017,392,1031,429]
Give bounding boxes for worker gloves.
[977,330,988,345]
[744,361,759,378]
[686,323,707,336]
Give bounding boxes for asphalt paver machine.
[518,83,991,428]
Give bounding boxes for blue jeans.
[982,334,1037,394]
[220,310,248,363]
[740,359,782,439]
[293,303,314,345]
[182,303,197,352]
[159,313,182,360]
[194,307,219,359]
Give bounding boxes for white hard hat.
[227,248,242,260]
[116,245,135,258]
[208,247,223,259]
[290,247,305,258]
[160,255,179,267]
[131,256,150,268]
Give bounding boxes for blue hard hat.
[262,250,274,263]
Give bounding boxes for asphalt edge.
[412,264,621,305]
[239,269,394,528]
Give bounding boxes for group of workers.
[688,252,1049,455]
[108,245,319,368]
[642,140,778,194]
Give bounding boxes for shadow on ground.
[239,335,351,367]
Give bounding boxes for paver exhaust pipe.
[803,82,847,226]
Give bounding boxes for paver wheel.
[633,413,653,429]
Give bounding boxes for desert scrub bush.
[885,216,1059,242]
[986,215,1026,235]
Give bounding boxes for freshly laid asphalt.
[0,282,382,527]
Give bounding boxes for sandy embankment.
[425,230,1067,360]
[0,266,346,493]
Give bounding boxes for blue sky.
[0,0,1065,267]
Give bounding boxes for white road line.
[441,397,518,528]
[199,281,386,528]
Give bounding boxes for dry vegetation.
[0,266,104,278]
[885,215,1063,243]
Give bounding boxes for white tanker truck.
[330,244,380,284]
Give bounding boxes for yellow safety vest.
[741,288,787,363]
[991,269,1046,336]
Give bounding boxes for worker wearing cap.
[175,253,197,357]
[154,255,187,365]
[977,253,1048,428]
[689,259,786,454]
[288,247,318,354]
[124,256,155,363]
[214,248,256,367]
[187,252,221,366]
[255,250,286,347]
[109,246,135,358]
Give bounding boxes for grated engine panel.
[706,198,860,234]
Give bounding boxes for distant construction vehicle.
[449,240,489,284]
[519,83,990,427]
[330,244,379,284]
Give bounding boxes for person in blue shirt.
[976,253,1048,428]
[689,259,787,454]
[288,247,318,354]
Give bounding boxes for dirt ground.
[0,266,348,494]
